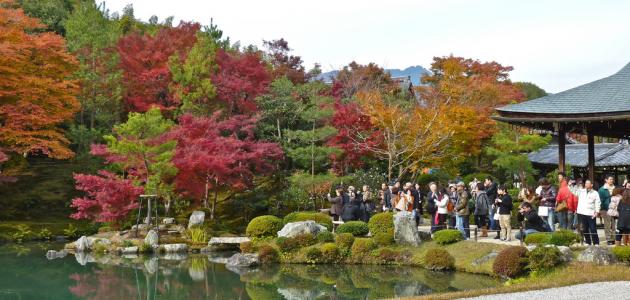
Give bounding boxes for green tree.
[18,0,74,35]
[65,1,123,154]
[515,82,548,100]
[484,124,551,187]
[169,31,218,116]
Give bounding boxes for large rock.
[472,251,498,266]
[277,221,327,238]
[162,243,188,253]
[394,211,421,246]
[75,236,91,252]
[46,249,68,260]
[144,230,159,247]
[577,246,616,265]
[226,253,259,268]
[74,252,95,266]
[188,211,205,228]
[545,245,572,262]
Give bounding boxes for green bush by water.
[336,221,369,236]
[527,246,562,273]
[350,238,376,260]
[335,233,355,254]
[373,232,395,246]
[316,231,334,243]
[368,212,394,236]
[433,229,463,245]
[246,215,283,238]
[424,248,455,271]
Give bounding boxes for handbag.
[555,201,568,212]
[538,206,549,217]
[493,213,500,220]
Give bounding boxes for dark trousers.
[474,214,487,228]
[435,213,447,232]
[332,214,340,221]
[579,214,599,245]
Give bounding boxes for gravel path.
[461,281,630,300]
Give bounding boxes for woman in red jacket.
[557,180,577,230]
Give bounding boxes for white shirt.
[573,188,601,216]
[436,194,449,214]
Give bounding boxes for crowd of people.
[327,173,630,245]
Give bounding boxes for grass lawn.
[408,263,630,299]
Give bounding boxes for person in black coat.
[515,202,549,241]
[411,183,422,226]
[341,198,361,222]
[496,185,514,241]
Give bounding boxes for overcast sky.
[102,0,630,93]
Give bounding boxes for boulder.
[75,236,91,252]
[162,243,188,253]
[162,218,175,224]
[277,221,327,238]
[394,211,421,246]
[226,253,259,268]
[88,237,111,246]
[144,230,159,247]
[188,211,205,228]
[577,246,616,265]
[46,249,68,260]
[471,251,498,266]
[74,252,95,266]
[121,246,138,254]
[545,245,572,262]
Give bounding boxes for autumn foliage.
[116,22,200,112]
[0,1,79,159]
[70,171,143,224]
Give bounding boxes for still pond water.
[0,243,500,300]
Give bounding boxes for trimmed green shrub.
[304,246,322,263]
[524,232,551,245]
[316,231,335,243]
[337,221,369,236]
[374,247,406,264]
[335,233,355,254]
[527,246,562,273]
[283,212,333,231]
[493,246,528,278]
[612,247,630,263]
[548,230,580,246]
[240,241,255,253]
[258,244,279,264]
[246,215,283,238]
[433,229,463,245]
[350,238,376,260]
[373,232,395,246]
[368,212,394,236]
[292,233,316,247]
[424,248,454,271]
[319,243,340,263]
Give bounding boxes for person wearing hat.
[327,186,345,221]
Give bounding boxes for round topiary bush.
[373,232,395,246]
[612,246,630,263]
[258,244,279,264]
[304,246,323,263]
[548,230,580,246]
[292,233,316,247]
[374,247,404,264]
[433,229,464,245]
[337,221,370,236]
[316,231,335,243]
[335,233,355,254]
[524,232,551,245]
[246,215,283,238]
[492,246,528,278]
[319,242,340,263]
[283,212,333,231]
[350,238,377,260]
[368,212,394,236]
[527,245,562,273]
[424,248,455,271]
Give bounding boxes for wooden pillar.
[558,124,566,173]
[587,128,595,182]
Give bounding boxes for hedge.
[335,233,355,254]
[433,229,464,245]
[246,215,284,238]
[524,232,551,245]
[373,232,395,246]
[548,230,580,246]
[350,238,376,260]
[336,221,369,236]
[527,246,562,273]
[368,212,394,236]
[316,230,335,243]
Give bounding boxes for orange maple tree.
[0,0,79,159]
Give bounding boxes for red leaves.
[70,171,144,224]
[0,3,79,159]
[116,22,200,112]
[212,49,271,115]
[170,113,283,201]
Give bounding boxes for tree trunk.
[210,178,218,221]
[203,176,209,208]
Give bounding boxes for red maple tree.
[212,49,271,115]
[169,113,283,219]
[70,171,144,224]
[116,22,200,112]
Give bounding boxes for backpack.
[467,193,475,211]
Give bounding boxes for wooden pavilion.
[493,62,630,182]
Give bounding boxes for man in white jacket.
[572,179,601,245]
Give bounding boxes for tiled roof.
[497,62,630,114]
[528,143,630,167]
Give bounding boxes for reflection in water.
[0,243,500,300]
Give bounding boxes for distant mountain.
[315,65,430,86]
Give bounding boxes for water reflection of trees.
[66,253,499,300]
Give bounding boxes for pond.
[0,243,501,299]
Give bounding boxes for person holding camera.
[515,201,549,241]
[496,185,513,241]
